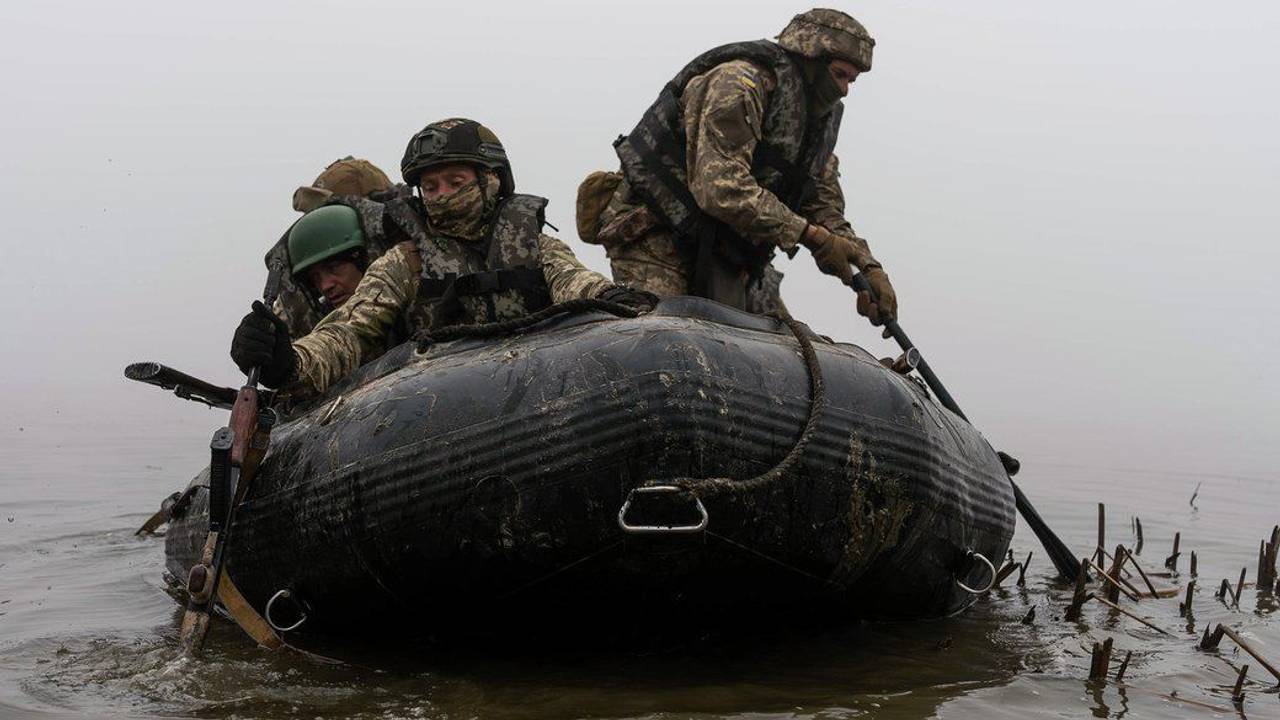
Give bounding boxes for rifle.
[124,362,240,410]
[177,256,287,657]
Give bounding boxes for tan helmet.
[293,157,393,212]
[776,8,875,72]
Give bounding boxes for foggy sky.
[1,1,1276,481]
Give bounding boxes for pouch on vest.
[575,170,622,244]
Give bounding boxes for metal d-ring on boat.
[955,551,998,595]
[617,485,710,535]
[265,589,309,633]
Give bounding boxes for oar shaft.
[880,319,967,422]
[846,271,1081,581]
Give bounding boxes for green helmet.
[287,205,365,277]
[777,8,875,72]
[400,118,514,196]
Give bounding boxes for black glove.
[230,301,297,388]
[597,285,659,312]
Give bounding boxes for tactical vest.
[614,40,843,279]
[265,185,418,338]
[408,194,554,332]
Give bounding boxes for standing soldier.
[230,119,655,395]
[581,8,897,324]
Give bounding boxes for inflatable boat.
[160,297,1015,645]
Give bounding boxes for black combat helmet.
[400,118,514,197]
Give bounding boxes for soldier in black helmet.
[231,118,655,395]
[579,8,897,324]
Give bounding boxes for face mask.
[803,60,845,116]
[424,180,489,240]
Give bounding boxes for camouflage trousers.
[598,213,787,316]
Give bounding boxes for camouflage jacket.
[289,235,613,396]
[267,186,415,338]
[608,54,868,260]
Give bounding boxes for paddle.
[846,274,1082,582]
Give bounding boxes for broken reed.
[1088,637,1115,681]
[1068,507,1280,705]
[1258,525,1279,588]
[1199,624,1280,684]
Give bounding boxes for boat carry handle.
[955,551,997,595]
[265,589,309,633]
[617,485,709,535]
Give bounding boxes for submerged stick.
[1123,549,1160,598]
[1087,559,1142,603]
[1259,526,1279,589]
[1200,623,1219,649]
[1234,567,1246,608]
[1093,594,1171,635]
[1115,650,1133,681]
[1096,503,1106,567]
[1190,550,1197,577]
[1217,625,1280,683]
[993,560,1019,588]
[1180,580,1195,618]
[1066,557,1090,621]
[1089,637,1115,681]
[1134,516,1144,554]
[1232,664,1248,705]
[1105,545,1127,603]
[1017,551,1032,587]
[1165,532,1181,571]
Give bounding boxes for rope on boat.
[414,298,640,352]
[413,297,824,501]
[652,313,825,500]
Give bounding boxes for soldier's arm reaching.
[290,242,419,395]
[682,60,810,252]
[536,234,616,302]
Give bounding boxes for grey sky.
[1,1,1276,480]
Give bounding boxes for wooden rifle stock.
[176,257,287,658]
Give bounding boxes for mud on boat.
[161,297,1015,644]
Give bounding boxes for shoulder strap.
[485,194,549,269]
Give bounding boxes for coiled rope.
[650,313,825,499]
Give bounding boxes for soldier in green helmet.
[578,8,897,324]
[230,118,656,395]
[286,205,369,312]
[267,157,412,338]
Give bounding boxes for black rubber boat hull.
[165,298,1015,642]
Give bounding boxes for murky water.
[2,403,1278,719]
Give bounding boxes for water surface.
[2,403,1277,719]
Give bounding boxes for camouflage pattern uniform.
[266,157,409,338]
[290,231,613,396]
[591,11,881,313]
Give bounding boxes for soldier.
[581,8,897,324]
[230,118,655,395]
[269,157,409,338]
[286,205,373,314]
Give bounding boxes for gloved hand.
[800,224,858,284]
[230,300,297,388]
[855,265,897,326]
[597,285,659,312]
